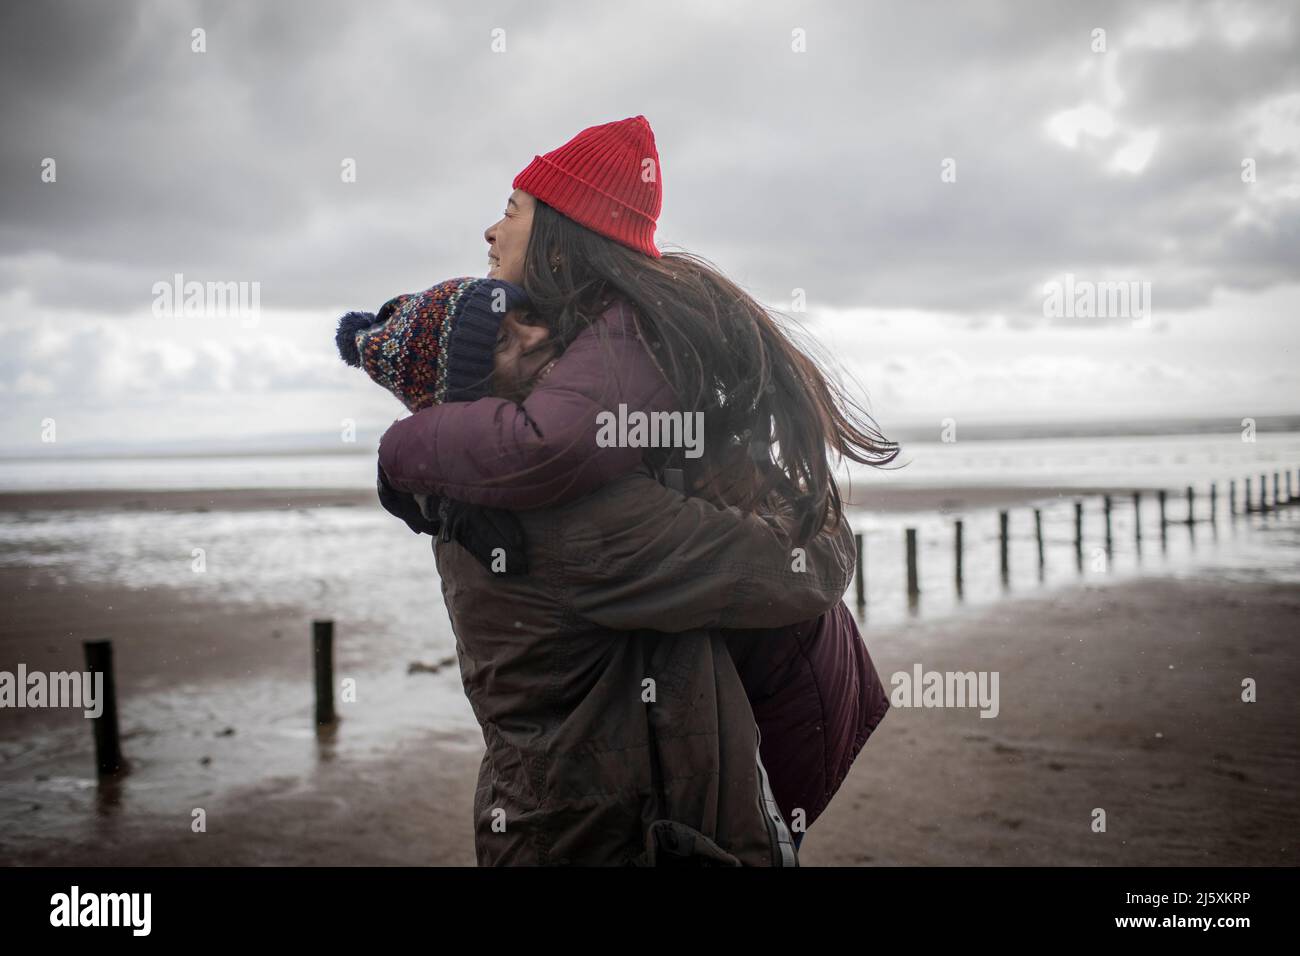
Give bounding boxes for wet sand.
[1,488,1297,866]
[801,574,1300,866]
[3,568,1296,865]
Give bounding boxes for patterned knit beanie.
[335,277,528,411]
[512,114,663,258]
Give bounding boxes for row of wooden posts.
[79,467,1298,777]
[854,466,1299,606]
[85,622,340,776]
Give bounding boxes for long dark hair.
[506,199,902,545]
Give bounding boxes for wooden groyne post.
[854,532,865,607]
[1033,508,1044,572]
[905,528,920,599]
[83,640,124,776]
[954,520,964,594]
[998,510,1009,583]
[1073,501,1083,569]
[313,619,336,726]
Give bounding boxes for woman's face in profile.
[485,189,535,285]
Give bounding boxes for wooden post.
[1074,501,1083,570]
[1132,491,1141,541]
[905,528,919,599]
[313,619,336,726]
[1260,473,1270,513]
[999,510,1009,582]
[1186,485,1195,525]
[954,520,964,594]
[1103,495,1113,552]
[854,532,865,607]
[1229,480,1236,516]
[1158,489,1167,528]
[1274,472,1281,508]
[1209,483,1217,523]
[1287,470,1294,505]
[1034,509,1044,570]
[83,640,124,776]
[1245,477,1253,514]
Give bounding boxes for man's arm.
[557,470,855,633]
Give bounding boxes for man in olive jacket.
[431,463,857,866]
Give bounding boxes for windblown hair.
[504,199,902,545]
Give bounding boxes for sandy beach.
[1,487,1297,866]
[802,573,1300,866]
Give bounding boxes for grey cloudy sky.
[1,0,1297,452]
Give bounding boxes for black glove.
[376,461,440,535]
[438,499,530,576]
[377,461,528,575]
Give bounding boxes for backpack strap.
[755,724,799,866]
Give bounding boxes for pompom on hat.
[336,277,528,412]
[512,114,663,258]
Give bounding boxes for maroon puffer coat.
[378,298,888,832]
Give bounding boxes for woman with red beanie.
[376,115,900,866]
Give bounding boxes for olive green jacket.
[434,464,857,866]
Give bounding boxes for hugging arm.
[559,471,856,633]
[377,461,440,535]
[377,304,676,510]
[377,461,529,572]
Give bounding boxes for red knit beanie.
[512,115,663,258]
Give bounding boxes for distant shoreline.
[0,483,1175,515]
[2,414,1298,463]
[0,488,373,513]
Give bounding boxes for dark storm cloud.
[0,0,1296,322]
